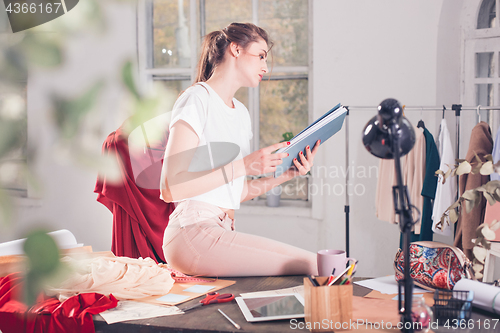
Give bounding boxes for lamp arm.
[390,122,415,333]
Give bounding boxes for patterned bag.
[394,241,474,290]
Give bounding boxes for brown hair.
[195,22,272,82]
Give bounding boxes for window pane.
[477,0,496,29]
[234,87,249,107]
[0,85,27,195]
[476,83,493,106]
[258,0,308,67]
[259,79,308,149]
[155,79,192,110]
[205,0,252,34]
[476,52,495,78]
[153,0,192,68]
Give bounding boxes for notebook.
[274,104,348,178]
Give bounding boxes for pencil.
[218,309,241,330]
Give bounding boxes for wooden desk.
[94,276,500,333]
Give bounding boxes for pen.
[326,268,336,286]
[308,275,320,287]
[327,266,351,286]
[218,309,241,330]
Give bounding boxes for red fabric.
[94,117,175,263]
[0,273,118,333]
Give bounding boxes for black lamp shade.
[362,98,416,159]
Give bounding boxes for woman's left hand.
[283,140,320,178]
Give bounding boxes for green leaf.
[281,132,294,142]
[122,61,140,100]
[462,189,477,201]
[472,262,484,274]
[456,161,472,175]
[449,208,459,223]
[471,163,482,175]
[465,199,474,214]
[480,161,494,175]
[485,154,493,162]
[481,224,497,241]
[20,34,62,68]
[53,81,105,139]
[483,191,496,206]
[480,238,491,250]
[23,230,61,305]
[0,118,25,158]
[490,220,500,232]
[473,246,487,263]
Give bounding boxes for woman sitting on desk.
[160,22,320,277]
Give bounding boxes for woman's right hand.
[243,141,290,176]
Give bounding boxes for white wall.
[6,0,498,279]
[311,0,448,277]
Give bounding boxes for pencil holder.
[303,277,353,332]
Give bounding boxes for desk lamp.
[362,98,419,333]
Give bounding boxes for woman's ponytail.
[195,31,229,82]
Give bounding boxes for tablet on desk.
[235,293,305,322]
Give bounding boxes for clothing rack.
[343,104,500,256]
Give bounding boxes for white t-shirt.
[161,82,252,209]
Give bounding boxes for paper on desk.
[99,300,183,324]
[354,275,430,294]
[239,285,304,298]
[454,278,500,314]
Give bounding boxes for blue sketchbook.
[274,104,348,178]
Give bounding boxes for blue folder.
[274,103,348,178]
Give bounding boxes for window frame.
[137,0,314,205]
[462,0,500,128]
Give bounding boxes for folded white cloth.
[49,255,175,300]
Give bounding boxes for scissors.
[181,292,235,312]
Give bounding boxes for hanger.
[442,105,446,119]
[417,107,425,129]
[476,105,481,123]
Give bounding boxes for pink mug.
[317,249,355,277]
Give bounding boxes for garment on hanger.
[483,125,500,240]
[490,126,500,182]
[376,126,426,231]
[399,127,439,246]
[417,127,440,241]
[453,122,493,261]
[432,119,456,236]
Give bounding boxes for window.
[0,83,28,197]
[141,0,310,201]
[478,0,496,29]
[463,0,500,124]
[0,6,27,197]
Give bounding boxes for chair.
[94,113,175,263]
